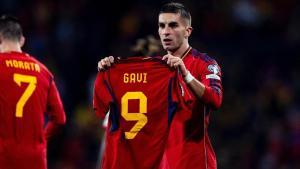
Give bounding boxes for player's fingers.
[106,60,111,67]
[101,59,107,67]
[167,57,172,65]
[103,57,110,66]
[103,57,111,66]
[162,54,169,61]
[173,61,181,67]
[98,60,106,70]
[169,57,178,65]
[169,56,178,66]
[167,58,173,67]
[98,60,102,68]
[171,59,180,67]
[108,56,114,63]
[171,62,174,67]
[97,61,102,71]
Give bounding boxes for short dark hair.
[159,2,192,26]
[0,15,23,41]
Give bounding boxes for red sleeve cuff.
[201,85,210,103]
[201,86,222,109]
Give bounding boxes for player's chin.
[163,45,174,51]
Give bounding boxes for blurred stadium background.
[1,0,300,169]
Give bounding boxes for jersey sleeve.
[45,78,66,140]
[199,60,223,109]
[93,72,112,119]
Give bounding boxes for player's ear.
[20,35,25,48]
[185,26,193,39]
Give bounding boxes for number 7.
[13,74,37,118]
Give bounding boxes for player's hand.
[162,54,188,76]
[98,56,114,71]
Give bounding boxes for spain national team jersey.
[93,57,192,169]
[163,48,223,169]
[0,52,66,169]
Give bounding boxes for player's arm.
[45,79,66,141]
[162,54,222,109]
[196,61,223,109]
[97,56,114,71]
[162,54,205,98]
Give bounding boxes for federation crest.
[208,64,219,74]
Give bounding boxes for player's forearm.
[200,84,223,109]
[187,79,222,109]
[186,78,205,98]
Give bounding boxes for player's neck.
[1,41,22,53]
[168,43,190,58]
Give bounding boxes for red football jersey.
[93,57,192,169]
[0,52,66,169]
[163,48,223,169]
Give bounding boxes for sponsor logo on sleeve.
[208,64,220,74]
[207,64,220,80]
[206,74,220,80]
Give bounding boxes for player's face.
[158,13,190,52]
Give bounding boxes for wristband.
[184,71,194,83]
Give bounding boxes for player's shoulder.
[190,49,222,76]
[190,48,219,65]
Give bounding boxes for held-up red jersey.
[163,48,223,169]
[93,57,192,169]
[0,52,66,169]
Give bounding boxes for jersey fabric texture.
[163,49,223,169]
[93,57,192,169]
[0,52,66,169]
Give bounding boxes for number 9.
[121,92,147,139]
